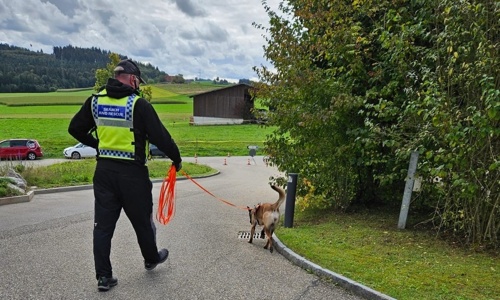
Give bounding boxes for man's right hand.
[172,161,182,172]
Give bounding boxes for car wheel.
[71,152,81,159]
[27,152,37,160]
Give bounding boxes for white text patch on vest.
[98,105,126,119]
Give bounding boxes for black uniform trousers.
[92,161,160,279]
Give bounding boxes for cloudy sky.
[0,0,281,82]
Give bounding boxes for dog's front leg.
[249,223,256,244]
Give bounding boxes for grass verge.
[0,159,214,191]
[275,208,499,300]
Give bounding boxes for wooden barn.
[189,84,255,125]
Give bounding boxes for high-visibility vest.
[91,91,142,160]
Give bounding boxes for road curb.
[0,190,35,206]
[273,234,396,300]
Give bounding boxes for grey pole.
[284,173,298,228]
[398,151,419,229]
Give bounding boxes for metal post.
[398,151,419,229]
[284,173,298,228]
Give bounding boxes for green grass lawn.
[276,209,500,300]
[5,159,215,189]
[0,117,272,158]
[0,90,91,105]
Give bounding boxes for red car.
[0,139,44,160]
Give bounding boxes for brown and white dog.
[247,185,286,253]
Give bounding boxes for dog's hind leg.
[267,224,276,253]
[263,227,273,252]
[260,228,265,239]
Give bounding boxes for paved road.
[0,156,380,300]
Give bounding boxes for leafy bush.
[255,0,499,248]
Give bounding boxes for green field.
[0,90,92,106]
[0,83,273,158]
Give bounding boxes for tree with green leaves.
[255,0,499,248]
[93,53,121,91]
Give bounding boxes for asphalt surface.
[0,156,394,300]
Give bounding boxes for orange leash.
[157,165,177,225]
[181,170,248,210]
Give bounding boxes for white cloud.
[0,0,280,82]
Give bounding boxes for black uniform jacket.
[68,78,182,168]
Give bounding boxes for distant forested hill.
[0,44,167,92]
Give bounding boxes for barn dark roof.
[189,83,254,98]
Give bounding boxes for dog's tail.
[271,185,286,210]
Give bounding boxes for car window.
[0,141,9,148]
[11,140,27,147]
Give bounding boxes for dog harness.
[254,204,263,225]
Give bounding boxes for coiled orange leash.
[157,165,177,225]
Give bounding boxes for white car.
[63,143,97,159]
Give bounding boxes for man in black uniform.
[68,59,182,292]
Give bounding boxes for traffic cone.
[247,159,251,165]
[227,152,230,157]
[224,158,227,165]
[194,153,198,164]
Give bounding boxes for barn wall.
[193,85,254,120]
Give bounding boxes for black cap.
[114,59,146,84]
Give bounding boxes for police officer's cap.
[114,59,146,84]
